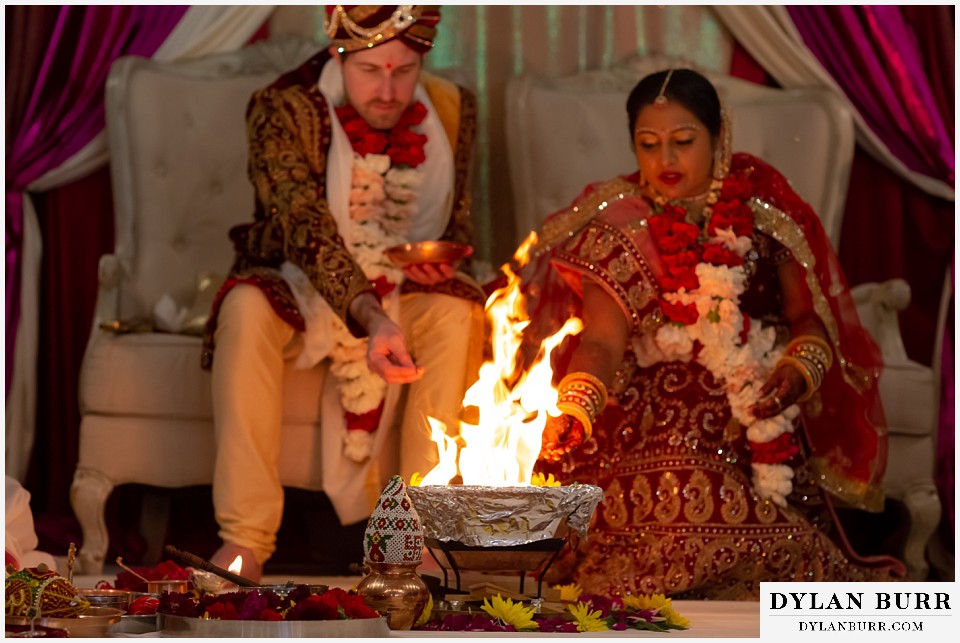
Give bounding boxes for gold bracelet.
[557,372,609,440]
[786,335,834,370]
[796,355,824,390]
[777,355,816,401]
[556,401,594,440]
[559,372,608,408]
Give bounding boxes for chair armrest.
[92,254,122,328]
[851,278,911,364]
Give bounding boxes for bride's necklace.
[673,192,710,226]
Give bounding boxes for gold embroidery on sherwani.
[246,86,371,323]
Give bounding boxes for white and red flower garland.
[636,174,800,506]
[330,101,428,462]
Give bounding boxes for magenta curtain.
[787,5,954,563]
[786,5,954,188]
[5,4,188,397]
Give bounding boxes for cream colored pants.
[211,284,482,564]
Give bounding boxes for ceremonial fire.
[419,233,583,487]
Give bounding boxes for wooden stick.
[163,545,259,587]
[115,557,150,584]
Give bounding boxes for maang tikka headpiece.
[654,68,675,107]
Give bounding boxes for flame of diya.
[5,565,89,618]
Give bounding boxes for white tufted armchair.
[70,37,329,575]
[505,56,944,580]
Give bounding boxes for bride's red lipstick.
[659,172,683,185]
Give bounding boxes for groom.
[202,5,484,581]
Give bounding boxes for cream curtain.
[5,6,275,480]
[713,5,954,202]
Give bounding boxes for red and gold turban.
[324,5,441,54]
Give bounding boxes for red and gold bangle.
[556,372,608,440]
[786,336,833,371]
[778,335,833,402]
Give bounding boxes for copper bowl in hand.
[384,241,473,268]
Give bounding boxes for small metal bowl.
[146,579,190,594]
[5,606,124,637]
[78,588,132,611]
[384,241,473,268]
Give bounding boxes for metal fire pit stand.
[423,537,567,600]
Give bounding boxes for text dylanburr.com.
[761,582,956,639]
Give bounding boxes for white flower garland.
[331,153,423,462]
[635,226,797,507]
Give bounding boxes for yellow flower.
[530,471,562,487]
[552,582,584,602]
[567,601,609,632]
[622,593,690,629]
[481,594,539,631]
[409,472,424,487]
[414,592,433,627]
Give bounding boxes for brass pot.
[355,561,429,630]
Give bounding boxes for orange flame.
[421,233,582,486]
[228,555,243,576]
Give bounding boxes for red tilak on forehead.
[385,62,393,70]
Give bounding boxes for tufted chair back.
[108,39,322,318]
[71,37,324,575]
[506,55,854,247]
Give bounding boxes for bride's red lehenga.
[526,153,905,599]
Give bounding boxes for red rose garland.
[329,101,429,455]
[645,173,800,499]
[647,176,755,324]
[336,101,428,168]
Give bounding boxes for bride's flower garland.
[331,101,428,462]
[636,172,800,506]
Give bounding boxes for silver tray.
[158,613,391,638]
[113,613,158,635]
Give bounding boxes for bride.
[523,68,905,599]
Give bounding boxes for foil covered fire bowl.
[407,484,602,597]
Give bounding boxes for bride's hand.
[750,363,807,419]
[539,414,586,463]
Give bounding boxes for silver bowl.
[77,587,132,611]
[6,606,124,637]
